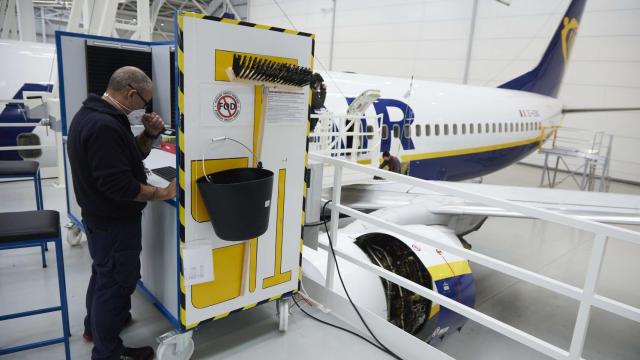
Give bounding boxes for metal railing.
[538,127,613,191]
[309,152,640,360]
[309,112,383,165]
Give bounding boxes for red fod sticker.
[213,91,241,122]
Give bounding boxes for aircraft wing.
[335,181,640,226]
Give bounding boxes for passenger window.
[477,123,482,134]
[393,124,400,138]
[498,123,502,133]
[444,124,449,135]
[425,124,431,136]
[415,124,421,137]
[492,123,496,133]
[382,125,388,139]
[453,124,458,135]
[525,123,529,131]
[486,123,490,133]
[366,125,374,140]
[435,124,440,136]
[404,124,411,138]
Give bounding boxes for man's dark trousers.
[83,216,142,360]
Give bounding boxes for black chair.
[0,160,48,267]
[0,210,71,359]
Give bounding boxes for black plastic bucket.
[197,167,274,241]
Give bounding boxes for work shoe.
[83,313,133,342]
[120,346,154,360]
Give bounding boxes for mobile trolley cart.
[57,11,314,359]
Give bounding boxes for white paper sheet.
[182,240,214,286]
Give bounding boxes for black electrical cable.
[291,296,390,353]
[303,220,327,227]
[318,200,403,360]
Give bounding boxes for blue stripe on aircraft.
[408,140,540,181]
[430,272,476,341]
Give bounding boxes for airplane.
[300,0,640,344]
[0,0,637,346]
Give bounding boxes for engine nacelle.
[303,224,476,343]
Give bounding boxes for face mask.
[127,109,146,125]
[104,93,145,125]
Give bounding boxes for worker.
[309,72,326,132]
[67,66,176,360]
[379,151,401,173]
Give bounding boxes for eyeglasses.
[128,84,152,113]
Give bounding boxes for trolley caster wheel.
[157,330,194,360]
[277,299,289,332]
[66,225,83,246]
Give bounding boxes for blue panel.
[408,141,539,181]
[430,273,476,341]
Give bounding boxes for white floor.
[1,164,639,360]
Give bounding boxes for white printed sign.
[182,240,214,286]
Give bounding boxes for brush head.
[231,54,312,87]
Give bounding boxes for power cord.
[299,200,403,360]
[292,295,392,355]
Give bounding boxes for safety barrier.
[308,153,640,360]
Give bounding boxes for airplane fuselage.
[320,71,563,181]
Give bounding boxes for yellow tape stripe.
[429,304,440,319]
[180,306,199,329]
[179,130,185,154]
[178,48,184,72]
[221,18,240,25]
[178,89,184,115]
[178,11,314,38]
[427,260,472,282]
[178,167,185,188]
[183,12,205,19]
[214,312,230,320]
[243,303,257,310]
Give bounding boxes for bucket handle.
[202,136,262,183]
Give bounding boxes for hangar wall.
[249,0,640,183]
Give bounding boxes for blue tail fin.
[498,0,587,98]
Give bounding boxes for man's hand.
[141,112,164,137]
[157,179,176,200]
[134,179,176,202]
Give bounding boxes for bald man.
[67,66,175,360]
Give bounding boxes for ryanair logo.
[561,16,579,63]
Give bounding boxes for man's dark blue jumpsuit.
[67,94,149,359]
